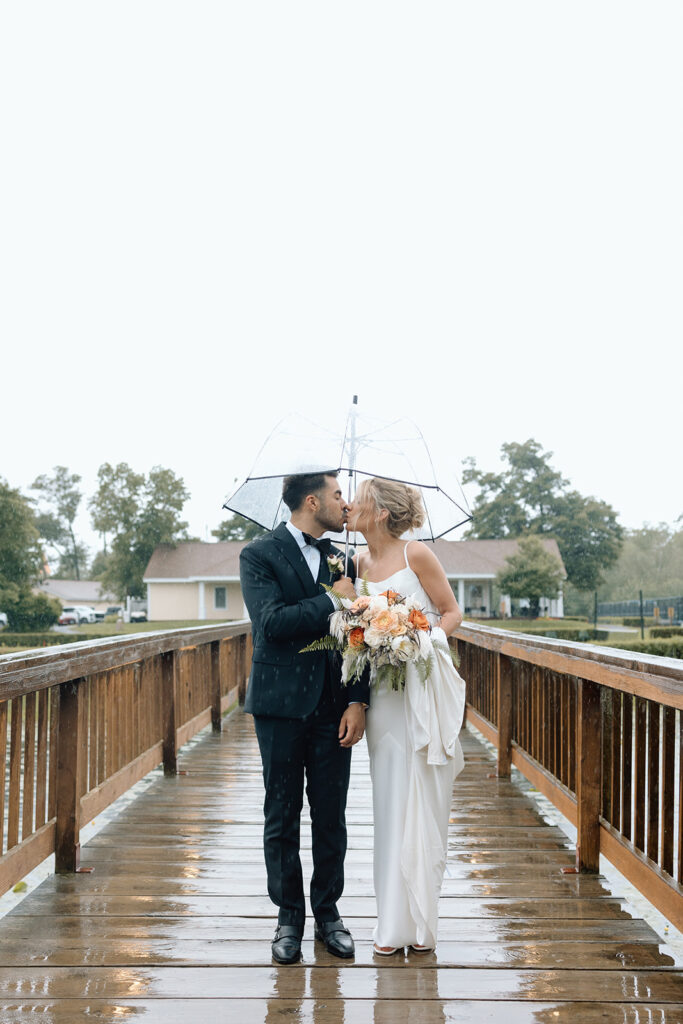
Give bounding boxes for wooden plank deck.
[0,709,680,1022]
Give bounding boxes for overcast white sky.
[2,2,681,558]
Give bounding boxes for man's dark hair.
[282,471,338,513]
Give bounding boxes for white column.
[198,581,206,620]
[458,579,465,609]
[146,583,151,621]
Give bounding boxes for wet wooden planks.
[0,711,680,1022]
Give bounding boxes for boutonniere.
[327,553,345,579]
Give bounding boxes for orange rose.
[408,608,430,631]
[348,627,366,649]
[380,589,401,605]
[369,609,400,635]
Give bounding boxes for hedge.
[0,632,109,649]
[607,638,683,660]
[650,627,683,638]
[522,627,609,642]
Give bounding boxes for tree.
[89,549,114,581]
[463,439,623,591]
[31,466,85,579]
[1,590,61,631]
[90,463,191,599]
[55,542,91,579]
[496,536,565,618]
[0,479,43,587]
[598,524,683,602]
[212,514,267,542]
[89,462,144,553]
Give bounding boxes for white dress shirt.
[286,521,340,609]
[286,521,322,579]
[286,522,364,707]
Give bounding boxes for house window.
[215,587,227,610]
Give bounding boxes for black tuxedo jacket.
[240,522,370,718]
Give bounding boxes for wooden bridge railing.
[453,622,683,931]
[0,621,252,894]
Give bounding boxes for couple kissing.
[239,470,466,963]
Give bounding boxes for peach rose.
[369,609,400,635]
[408,608,430,631]
[349,596,371,615]
[380,589,401,605]
[348,627,365,649]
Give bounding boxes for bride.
[344,478,466,955]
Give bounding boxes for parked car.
[75,606,97,624]
[59,607,80,626]
[129,610,147,623]
[103,606,124,619]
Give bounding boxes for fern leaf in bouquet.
[299,635,343,654]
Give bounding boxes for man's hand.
[333,576,357,601]
[338,703,366,747]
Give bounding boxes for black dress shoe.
[272,924,302,964]
[314,918,355,959]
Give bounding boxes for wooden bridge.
[0,620,681,1021]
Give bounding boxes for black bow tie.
[302,533,332,555]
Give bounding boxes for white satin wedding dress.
[359,543,466,950]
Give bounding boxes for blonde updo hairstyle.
[356,478,426,538]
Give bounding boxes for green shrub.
[650,627,683,638]
[0,632,109,649]
[622,617,657,628]
[522,627,609,642]
[1,589,61,631]
[607,638,683,660]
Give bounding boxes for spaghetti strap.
[403,541,413,570]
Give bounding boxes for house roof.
[36,579,118,604]
[144,542,247,580]
[144,537,566,581]
[434,537,566,577]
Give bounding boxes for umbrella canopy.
[223,402,472,542]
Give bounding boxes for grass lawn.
[73,619,235,636]
[470,617,588,632]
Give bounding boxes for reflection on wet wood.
[0,712,680,1019]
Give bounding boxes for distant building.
[144,538,566,622]
[35,579,119,613]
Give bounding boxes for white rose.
[368,595,388,615]
[394,603,410,620]
[391,634,418,660]
[363,627,386,649]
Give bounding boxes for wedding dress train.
[360,544,466,950]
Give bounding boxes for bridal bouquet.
[302,586,455,692]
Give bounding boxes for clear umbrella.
[223,397,472,549]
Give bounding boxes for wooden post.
[497,654,512,777]
[161,650,178,776]
[211,641,222,733]
[55,679,85,872]
[575,678,602,872]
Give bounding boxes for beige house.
[144,538,566,621]
[144,543,248,621]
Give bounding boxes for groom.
[240,471,369,964]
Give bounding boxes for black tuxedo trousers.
[253,663,351,928]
